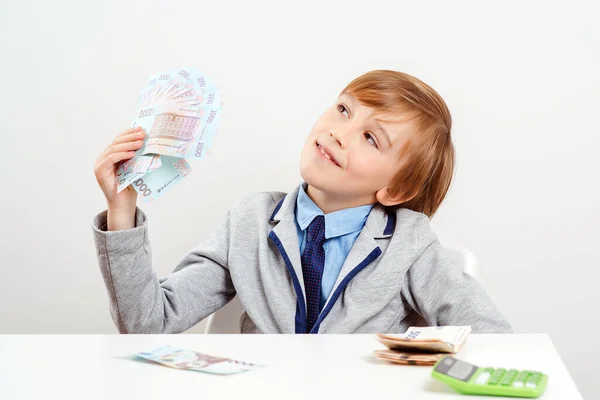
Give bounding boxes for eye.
[364,132,379,148]
[337,104,349,117]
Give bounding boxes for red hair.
[341,70,454,218]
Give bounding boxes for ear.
[375,186,417,207]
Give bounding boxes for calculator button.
[530,372,542,382]
[500,370,519,386]
[512,381,525,388]
[517,371,530,379]
[476,372,491,385]
[526,375,539,389]
[491,368,505,376]
[488,368,506,385]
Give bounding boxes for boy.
[92,70,512,334]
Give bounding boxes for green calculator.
[431,356,548,398]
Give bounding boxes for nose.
[329,132,341,146]
[329,130,347,149]
[330,117,362,148]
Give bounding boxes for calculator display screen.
[435,357,477,382]
[447,360,477,381]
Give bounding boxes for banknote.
[141,104,222,159]
[138,68,222,159]
[132,345,264,375]
[169,67,222,107]
[131,156,192,200]
[374,326,471,367]
[115,67,223,196]
[116,74,178,192]
[376,326,472,354]
[374,349,444,366]
[116,153,160,193]
[139,71,175,110]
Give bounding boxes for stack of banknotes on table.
[116,67,223,200]
[374,326,472,366]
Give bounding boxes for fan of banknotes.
[374,326,472,366]
[116,67,223,200]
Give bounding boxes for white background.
[0,0,597,398]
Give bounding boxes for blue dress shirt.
[294,184,374,310]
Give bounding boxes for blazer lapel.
[267,185,307,321]
[320,203,392,311]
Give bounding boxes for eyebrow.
[373,120,393,147]
[342,94,393,147]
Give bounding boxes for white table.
[0,334,581,399]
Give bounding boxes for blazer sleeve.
[400,216,513,333]
[92,206,236,334]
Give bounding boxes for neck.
[306,184,376,214]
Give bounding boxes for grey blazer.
[92,183,512,334]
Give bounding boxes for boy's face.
[299,92,414,211]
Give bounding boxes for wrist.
[107,202,136,214]
[107,205,136,231]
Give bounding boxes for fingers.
[113,129,146,146]
[111,141,144,154]
[95,151,136,174]
[98,140,143,164]
[106,151,136,165]
[97,129,146,162]
[119,126,144,137]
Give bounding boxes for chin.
[299,164,344,196]
[299,163,319,186]
[299,164,325,187]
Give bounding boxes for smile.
[316,142,341,167]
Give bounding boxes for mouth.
[316,141,341,168]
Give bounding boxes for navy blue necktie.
[301,215,326,333]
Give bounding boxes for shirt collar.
[295,183,374,239]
